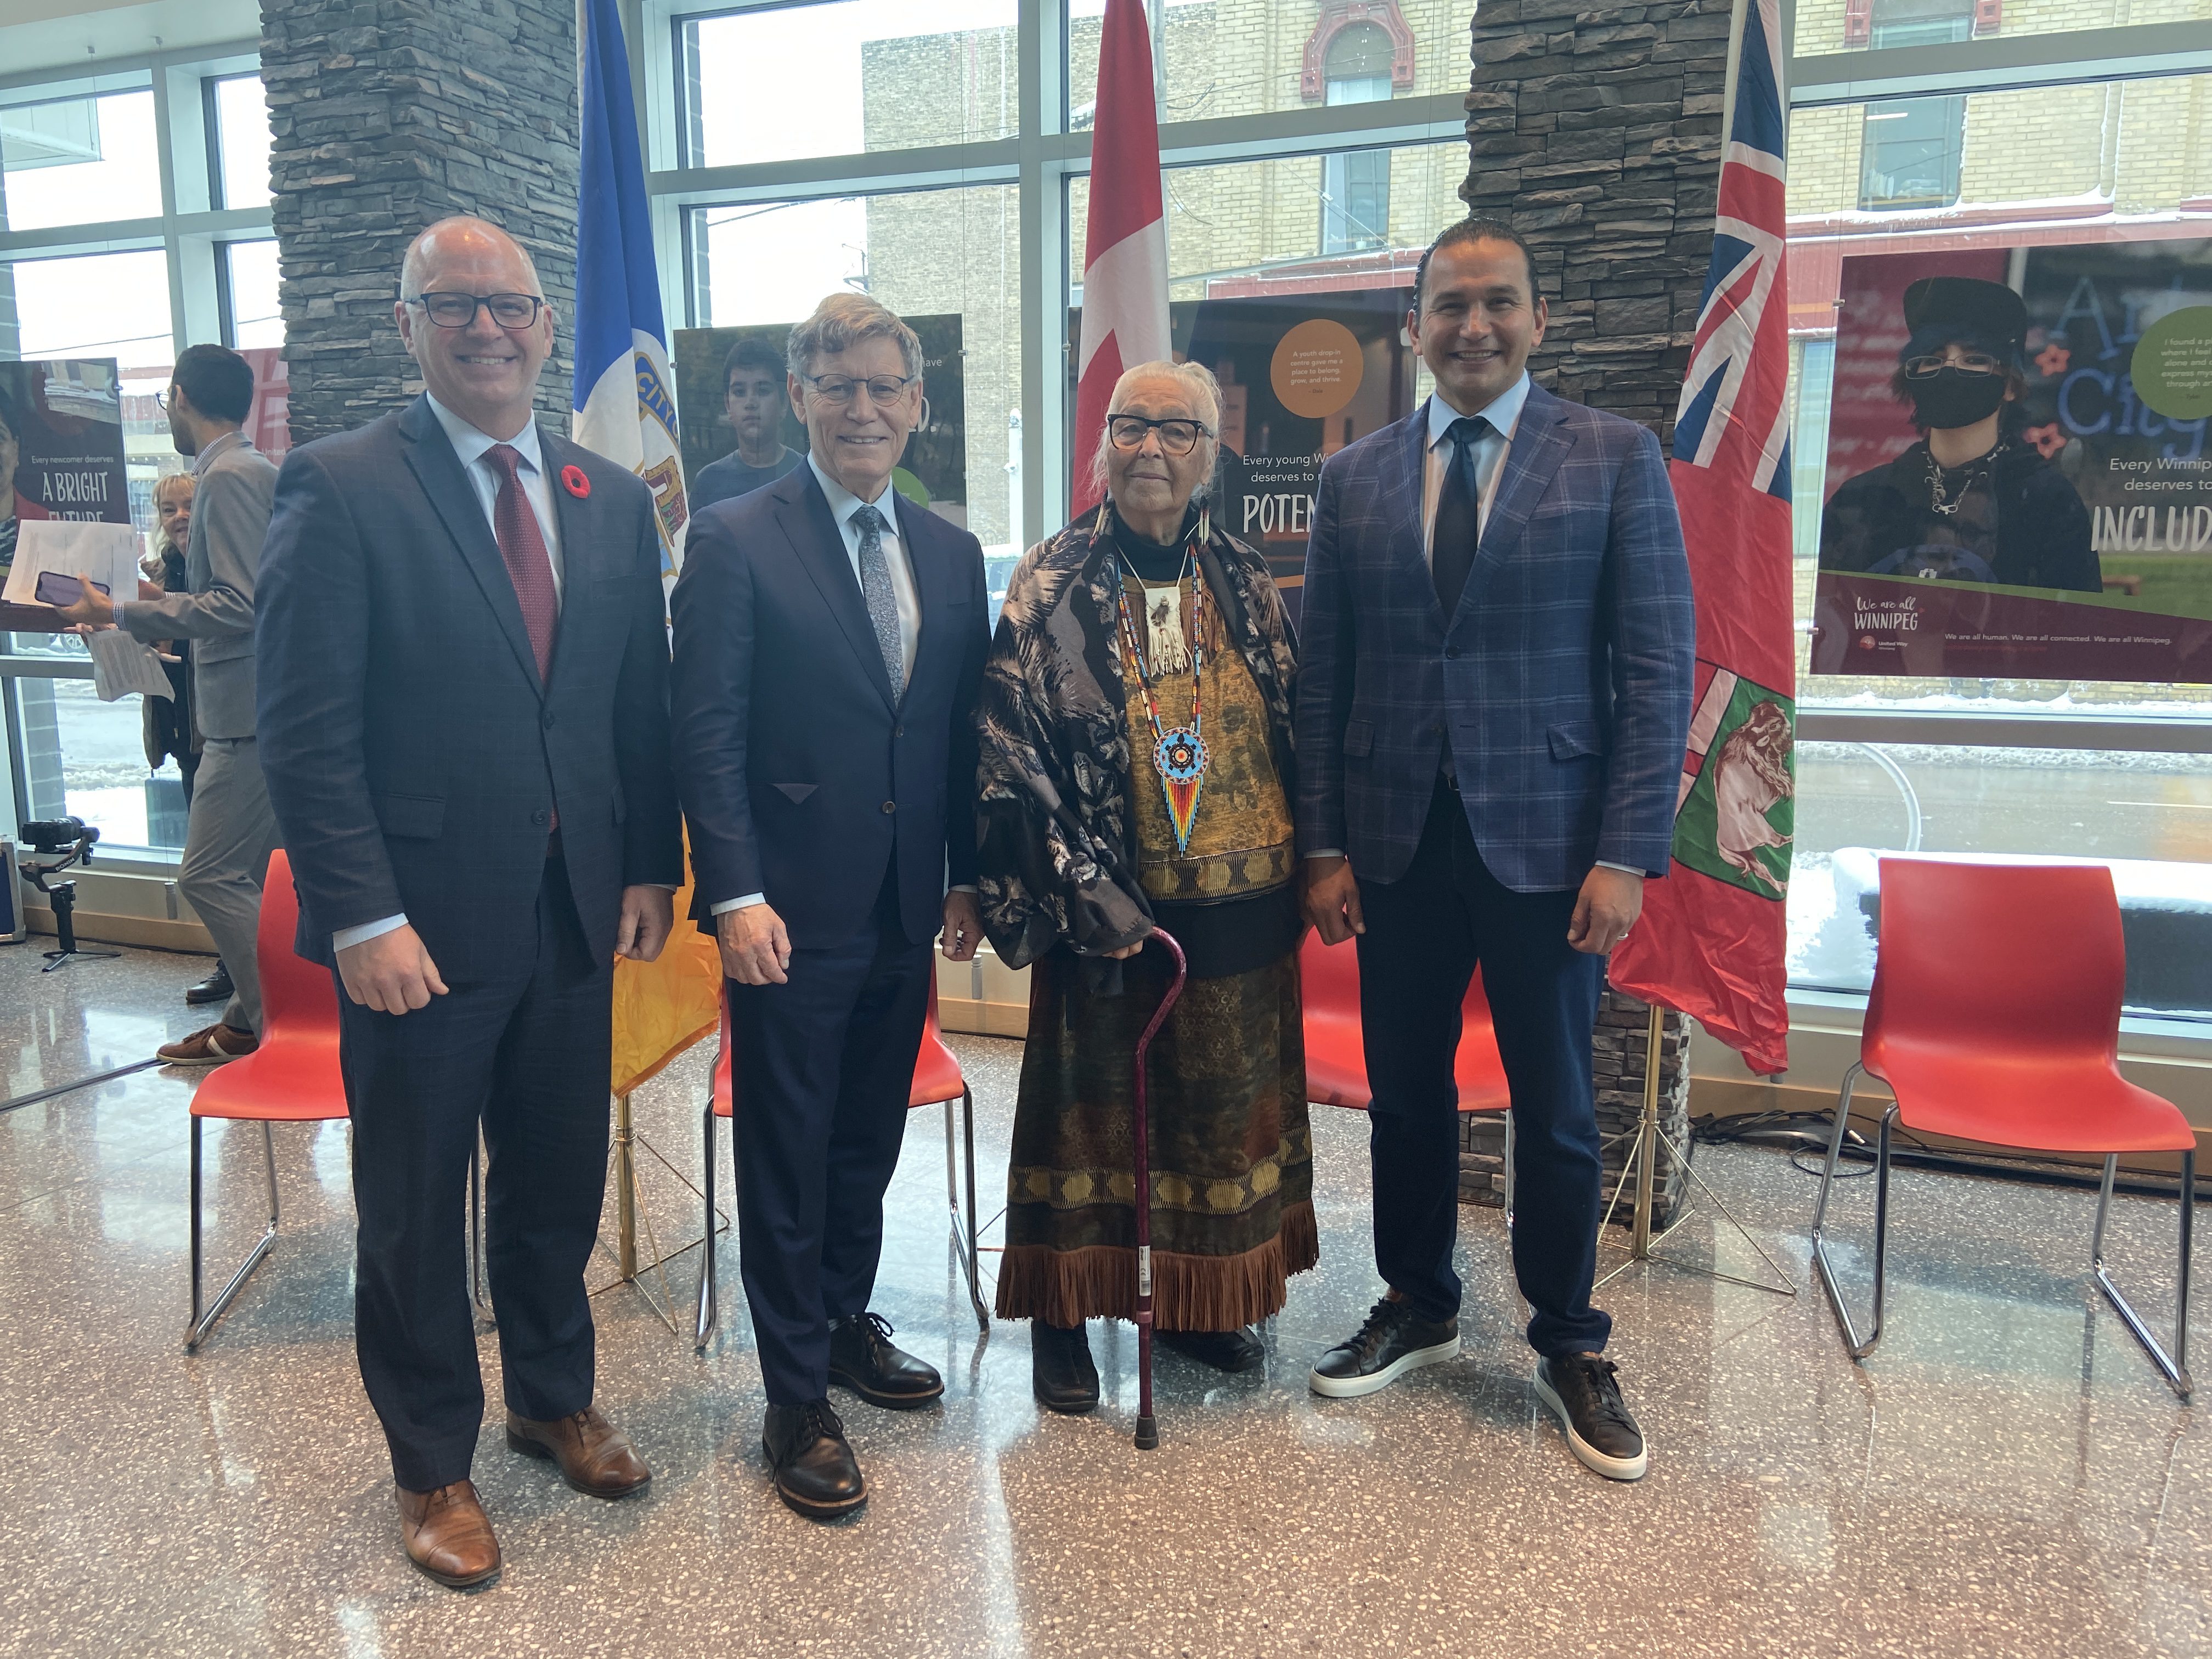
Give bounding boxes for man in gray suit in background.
[61,343,281,1065]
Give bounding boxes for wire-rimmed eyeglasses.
[800,372,918,407]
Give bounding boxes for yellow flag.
[610,827,723,1096]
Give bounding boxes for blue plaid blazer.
[1293,385,1694,892]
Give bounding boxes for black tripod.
[22,853,120,973]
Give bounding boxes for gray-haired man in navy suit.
[1294,217,1694,1482]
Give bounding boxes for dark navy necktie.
[1431,414,1492,617]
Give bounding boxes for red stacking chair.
[1811,859,2196,1398]
[1299,930,1516,1207]
[695,980,985,1353]
[184,850,347,1351]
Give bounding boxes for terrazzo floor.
[0,939,2205,1658]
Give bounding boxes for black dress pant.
[1354,781,1612,1357]
[729,867,933,1407]
[337,857,612,1491]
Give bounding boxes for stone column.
[261,0,583,445]
[1452,0,1730,1224]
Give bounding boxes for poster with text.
[0,358,131,572]
[672,315,969,529]
[1812,240,2212,682]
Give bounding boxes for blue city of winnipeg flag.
[572,0,689,578]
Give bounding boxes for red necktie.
[484,443,559,682]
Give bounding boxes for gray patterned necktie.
[850,501,905,692]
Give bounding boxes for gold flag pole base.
[592,1089,708,1338]
[1594,1003,1798,1297]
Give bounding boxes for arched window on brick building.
[1857,0,1977,210]
[1319,22,1394,253]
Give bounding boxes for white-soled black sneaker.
[1308,1296,1460,1398]
[1533,1353,1648,1482]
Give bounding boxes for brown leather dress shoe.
[396,1480,501,1589]
[505,1404,652,1498]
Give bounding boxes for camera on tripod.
[20,816,99,859]
[13,815,117,972]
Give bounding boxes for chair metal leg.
[947,1087,988,1332]
[185,1119,280,1352]
[468,1140,491,1323]
[695,1105,719,1353]
[1502,1111,1516,1224]
[2091,1149,2193,1400]
[1810,1066,1893,1361]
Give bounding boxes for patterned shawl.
[977,505,1298,970]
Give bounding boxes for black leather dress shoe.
[1308,1296,1460,1398]
[1031,1320,1099,1414]
[185,961,233,1006]
[1159,1325,1265,1373]
[762,1400,866,1519]
[828,1312,944,1409]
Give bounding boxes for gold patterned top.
[1116,568,1296,904]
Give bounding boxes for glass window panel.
[4,668,189,857]
[682,0,1019,167]
[687,182,1022,561]
[1788,743,2212,1018]
[209,74,274,210]
[0,89,161,232]
[1795,0,2212,58]
[221,239,284,349]
[1068,0,1460,127]
[1785,72,2212,715]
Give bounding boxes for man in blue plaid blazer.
[1295,219,1693,1483]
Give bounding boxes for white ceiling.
[0,0,263,81]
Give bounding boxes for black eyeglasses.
[1903,352,2006,379]
[406,291,548,330]
[1107,414,1212,456]
[801,372,918,407]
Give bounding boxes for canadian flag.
[1071,0,1170,518]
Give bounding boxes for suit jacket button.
[542,709,556,729]
[894,725,905,738]
[882,800,897,814]
[1444,646,1462,659]
[531,808,550,827]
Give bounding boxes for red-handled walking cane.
[1131,927,1187,1451]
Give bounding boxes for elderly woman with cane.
[976,359,1315,1417]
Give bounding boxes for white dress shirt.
[1312,374,1639,878]
[1420,371,1531,562]
[332,400,588,953]
[712,456,931,919]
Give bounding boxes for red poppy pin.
[560,464,591,499]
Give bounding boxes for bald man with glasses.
[257,215,682,1587]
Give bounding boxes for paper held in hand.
[1,519,143,613]
[86,627,174,703]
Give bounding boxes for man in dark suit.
[1296,217,1694,1483]
[670,291,988,1521]
[257,216,683,1585]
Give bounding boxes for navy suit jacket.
[1293,385,1695,891]
[256,397,684,979]
[668,464,989,949]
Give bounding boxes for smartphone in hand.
[34,572,110,607]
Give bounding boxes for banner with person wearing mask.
[1812,240,2212,682]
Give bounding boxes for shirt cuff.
[948,884,977,895]
[333,913,409,951]
[1304,849,1345,862]
[1596,861,1645,876]
[709,894,766,915]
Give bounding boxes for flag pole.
[1596,997,1798,1295]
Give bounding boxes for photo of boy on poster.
[1819,275,2100,593]
[1812,241,2212,682]
[690,334,804,512]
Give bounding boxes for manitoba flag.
[1071,0,1170,517]
[1606,0,1796,1076]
